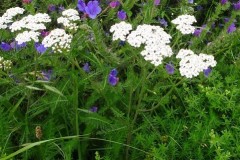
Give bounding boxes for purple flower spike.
[0,42,12,51]
[193,28,202,37]
[83,62,90,73]
[227,23,236,33]
[85,1,102,19]
[41,70,52,81]
[220,0,228,5]
[154,0,160,5]
[35,43,47,54]
[48,4,56,12]
[89,106,98,112]
[77,0,87,12]
[108,69,119,86]
[188,0,194,4]
[203,67,212,77]
[117,10,127,20]
[165,63,174,75]
[109,1,120,8]
[159,18,168,27]
[233,1,240,10]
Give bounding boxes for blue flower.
[233,1,240,10]
[227,23,236,33]
[89,106,98,112]
[159,18,168,27]
[77,0,102,19]
[40,70,52,81]
[35,43,47,54]
[220,0,228,5]
[188,0,194,4]
[0,42,12,51]
[10,41,26,50]
[117,10,127,20]
[203,67,212,77]
[83,62,90,73]
[108,69,119,86]
[165,63,174,75]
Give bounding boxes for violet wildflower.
[89,106,98,112]
[220,0,228,5]
[10,41,26,50]
[233,1,240,10]
[108,69,119,86]
[48,4,56,12]
[196,5,203,11]
[188,0,194,4]
[40,70,52,81]
[77,0,87,12]
[227,23,236,33]
[193,28,202,37]
[83,62,90,73]
[165,63,174,75]
[35,43,47,54]
[203,67,212,77]
[109,1,120,8]
[58,6,65,12]
[154,0,160,5]
[117,10,127,20]
[40,30,50,37]
[0,42,12,51]
[159,18,168,27]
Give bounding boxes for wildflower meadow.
[1,0,240,159]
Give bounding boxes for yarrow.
[126,24,173,66]
[171,14,197,34]
[0,7,25,29]
[42,28,73,53]
[0,56,13,71]
[110,21,132,41]
[15,31,40,44]
[57,9,80,31]
[177,49,217,78]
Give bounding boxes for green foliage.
[1,0,240,160]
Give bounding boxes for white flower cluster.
[110,21,132,41]
[10,13,51,32]
[57,9,80,31]
[0,7,25,29]
[127,24,173,66]
[177,49,217,78]
[42,28,73,53]
[171,14,196,34]
[15,31,40,44]
[0,56,12,70]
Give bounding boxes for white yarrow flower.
[15,31,40,44]
[171,14,197,35]
[42,28,73,53]
[57,9,80,31]
[110,21,132,41]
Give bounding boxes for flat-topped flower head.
[57,9,80,31]
[15,31,40,44]
[110,21,132,41]
[171,14,197,34]
[42,28,73,53]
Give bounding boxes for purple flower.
[196,5,203,11]
[233,1,240,10]
[10,41,26,50]
[0,42,12,51]
[48,4,56,12]
[108,69,119,86]
[220,0,228,5]
[117,10,127,20]
[203,67,212,77]
[40,70,52,81]
[193,29,202,37]
[159,18,168,27]
[35,43,47,54]
[154,0,160,5]
[109,1,120,8]
[58,6,65,12]
[227,23,236,33]
[40,30,50,37]
[83,62,90,73]
[188,0,194,4]
[89,106,98,112]
[165,63,174,75]
[77,0,102,19]
[77,0,87,12]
